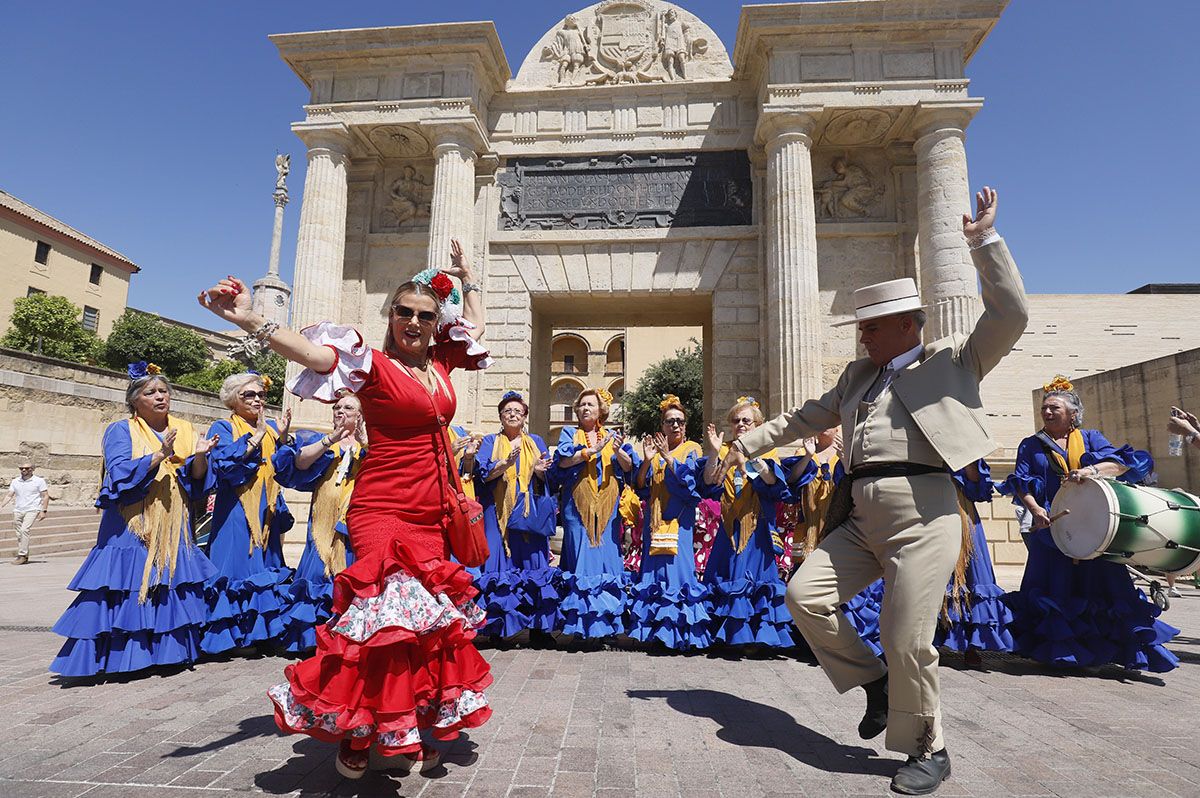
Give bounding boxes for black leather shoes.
[890,749,951,795]
[858,674,888,739]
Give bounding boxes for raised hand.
[160,428,178,458]
[442,238,474,281]
[962,186,998,238]
[533,454,551,476]
[275,408,293,440]
[802,437,818,458]
[611,430,625,450]
[452,435,471,455]
[704,423,723,454]
[464,435,483,457]
[640,435,653,460]
[506,447,520,467]
[651,433,670,459]
[197,276,254,326]
[194,434,219,456]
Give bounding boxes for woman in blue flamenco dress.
[272,394,367,652]
[201,371,295,654]
[1001,376,1178,672]
[625,394,711,650]
[471,391,560,644]
[550,387,635,643]
[685,397,794,649]
[51,363,220,677]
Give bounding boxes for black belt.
[846,462,947,482]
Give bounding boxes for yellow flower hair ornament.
[596,388,614,405]
[736,395,760,409]
[659,394,682,412]
[146,363,162,375]
[1043,375,1073,394]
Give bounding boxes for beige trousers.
[786,473,960,757]
[13,510,37,557]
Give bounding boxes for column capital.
[291,120,353,156]
[755,105,823,149]
[423,119,486,157]
[911,99,983,143]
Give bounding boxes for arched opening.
[607,377,626,426]
[605,335,625,376]
[551,333,589,377]
[550,376,586,426]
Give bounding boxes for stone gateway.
[273,0,1005,441]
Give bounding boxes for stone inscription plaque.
[498,151,752,230]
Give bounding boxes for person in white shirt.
[2,463,49,564]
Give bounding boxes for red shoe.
[336,739,368,780]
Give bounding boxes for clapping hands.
[194,434,220,456]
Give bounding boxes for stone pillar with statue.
[250,153,293,328]
[759,108,824,415]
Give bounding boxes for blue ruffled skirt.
[51,519,217,677]
[842,579,885,657]
[703,533,794,647]
[1005,530,1179,672]
[627,523,712,650]
[201,517,292,654]
[474,527,562,638]
[557,510,628,639]
[935,523,1013,652]
[277,527,356,652]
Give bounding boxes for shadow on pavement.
[627,688,897,778]
[165,714,280,757]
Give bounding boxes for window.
[26,287,45,297]
[89,264,102,285]
[563,354,575,373]
[82,306,99,332]
[34,241,51,265]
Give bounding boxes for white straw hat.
[832,278,926,327]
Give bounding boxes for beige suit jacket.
[737,238,1029,472]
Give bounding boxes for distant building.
[0,189,139,338]
[127,307,238,362]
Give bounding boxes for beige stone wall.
[0,348,232,507]
[625,326,701,390]
[0,215,132,338]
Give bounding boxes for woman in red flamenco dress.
[199,240,494,779]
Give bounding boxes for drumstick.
[1048,509,1071,524]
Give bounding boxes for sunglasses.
[392,305,438,325]
[501,409,526,417]
[239,390,268,400]
[663,418,687,426]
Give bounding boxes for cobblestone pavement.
[1,556,1197,797]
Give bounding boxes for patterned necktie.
[864,365,894,403]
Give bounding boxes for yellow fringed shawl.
[491,432,543,556]
[570,426,621,548]
[229,414,280,554]
[646,441,702,556]
[448,426,477,501]
[308,443,362,578]
[803,454,841,555]
[118,416,197,603]
[1046,428,1086,474]
[718,443,778,554]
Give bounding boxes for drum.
[1050,478,1200,575]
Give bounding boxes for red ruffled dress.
[268,320,495,756]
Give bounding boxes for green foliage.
[0,293,100,363]
[176,352,286,405]
[100,310,211,377]
[623,341,704,440]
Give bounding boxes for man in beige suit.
[727,188,1027,795]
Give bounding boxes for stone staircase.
[0,506,98,559]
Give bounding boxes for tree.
[0,293,100,363]
[101,310,211,377]
[176,352,286,405]
[623,341,704,441]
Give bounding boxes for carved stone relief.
[515,1,732,89]
[376,162,434,231]
[813,156,887,221]
[368,125,430,158]
[821,109,893,147]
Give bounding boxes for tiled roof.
[0,189,139,273]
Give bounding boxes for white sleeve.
[284,322,374,404]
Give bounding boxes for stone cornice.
[911,98,984,139]
[270,22,510,93]
[291,120,354,154]
[733,0,1009,83]
[755,105,823,147]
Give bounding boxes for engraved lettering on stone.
[383,165,432,227]
[497,151,752,230]
[814,157,885,220]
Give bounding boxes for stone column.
[913,103,982,339]
[285,122,351,423]
[759,109,823,415]
[426,126,478,270]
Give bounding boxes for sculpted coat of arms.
[541,1,709,86]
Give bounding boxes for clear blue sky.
[2,2,1196,331]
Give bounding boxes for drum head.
[1050,479,1118,559]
